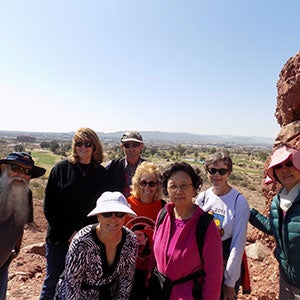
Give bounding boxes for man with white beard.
[0,152,45,299]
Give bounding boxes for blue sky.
[0,1,299,139]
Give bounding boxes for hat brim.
[31,166,46,179]
[264,175,274,184]
[121,138,143,143]
[267,146,300,181]
[87,203,137,217]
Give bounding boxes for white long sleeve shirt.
[195,187,249,287]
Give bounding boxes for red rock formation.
[251,51,300,249]
[275,51,300,127]
[265,51,300,204]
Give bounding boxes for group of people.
[1,127,300,300]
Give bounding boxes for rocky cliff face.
[273,50,300,153]
[265,51,300,205]
[275,51,300,128]
[251,51,300,247]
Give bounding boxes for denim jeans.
[0,268,8,300]
[39,243,68,300]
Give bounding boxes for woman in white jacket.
[55,192,138,300]
[195,150,249,300]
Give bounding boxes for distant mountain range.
[0,130,274,147]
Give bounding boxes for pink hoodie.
[152,203,223,300]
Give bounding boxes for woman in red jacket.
[126,161,165,300]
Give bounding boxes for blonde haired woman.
[40,127,108,300]
[68,127,104,165]
[125,161,165,300]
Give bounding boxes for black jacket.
[106,157,145,196]
[44,159,108,244]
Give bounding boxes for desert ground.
[6,182,279,300]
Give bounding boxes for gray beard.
[0,171,30,226]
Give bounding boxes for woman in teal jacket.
[249,145,300,299]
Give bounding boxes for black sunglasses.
[139,180,158,188]
[9,163,33,176]
[75,141,93,148]
[123,142,140,149]
[274,160,294,170]
[100,212,126,218]
[207,168,229,176]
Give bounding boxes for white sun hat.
[87,191,137,217]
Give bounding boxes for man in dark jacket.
[0,152,45,299]
[106,131,145,197]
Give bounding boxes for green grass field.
[31,150,62,176]
[29,150,62,199]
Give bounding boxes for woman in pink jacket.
[150,162,223,300]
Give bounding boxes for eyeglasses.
[9,163,33,176]
[123,142,140,149]
[139,180,158,188]
[100,212,126,218]
[168,183,193,192]
[274,161,294,170]
[75,141,93,148]
[207,168,229,176]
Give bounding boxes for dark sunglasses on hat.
[207,168,229,176]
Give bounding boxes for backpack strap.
[156,206,167,229]
[160,199,167,208]
[196,212,214,262]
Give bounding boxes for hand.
[222,284,237,300]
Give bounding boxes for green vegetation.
[40,140,72,157]
[31,151,61,174]
[31,150,59,166]
[0,138,271,211]
[29,151,63,199]
[30,180,46,200]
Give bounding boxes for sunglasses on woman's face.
[75,141,93,148]
[139,180,158,188]
[274,160,294,170]
[100,212,126,218]
[207,168,229,176]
